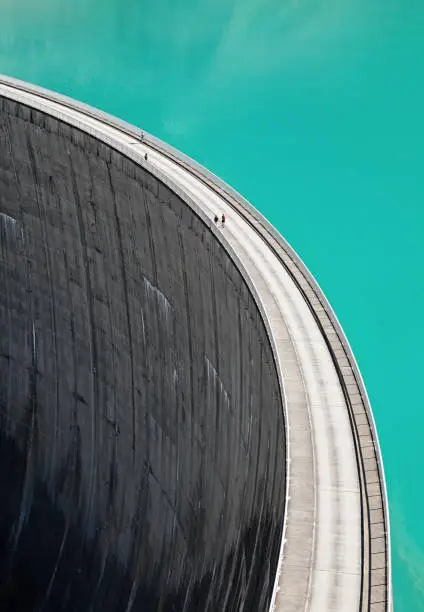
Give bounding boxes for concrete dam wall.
[0,98,286,610]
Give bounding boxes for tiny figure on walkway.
[140,130,144,142]
[144,152,148,161]
[221,213,226,228]
[214,214,219,224]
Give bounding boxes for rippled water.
[1,0,424,609]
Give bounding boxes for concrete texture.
[0,75,391,612]
[0,96,286,611]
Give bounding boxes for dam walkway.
[0,75,391,612]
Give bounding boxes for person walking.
[214,214,219,224]
[221,213,226,228]
[144,152,148,161]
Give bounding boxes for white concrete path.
[0,82,363,612]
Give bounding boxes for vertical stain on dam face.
[0,97,286,611]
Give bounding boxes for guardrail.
[144,136,391,612]
[0,73,391,610]
[147,139,392,612]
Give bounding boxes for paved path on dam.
[0,78,391,612]
[145,149,362,612]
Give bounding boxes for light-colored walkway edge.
[0,74,391,611]
[145,140,392,612]
[146,144,392,611]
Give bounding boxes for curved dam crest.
[0,96,286,610]
[0,76,391,612]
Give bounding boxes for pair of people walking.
[214,213,226,228]
[140,132,148,162]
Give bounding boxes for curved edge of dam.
[0,74,391,612]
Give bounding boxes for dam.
[0,75,391,611]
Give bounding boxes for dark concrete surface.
[0,97,286,611]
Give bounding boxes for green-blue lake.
[1,0,423,609]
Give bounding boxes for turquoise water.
[1,0,423,608]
